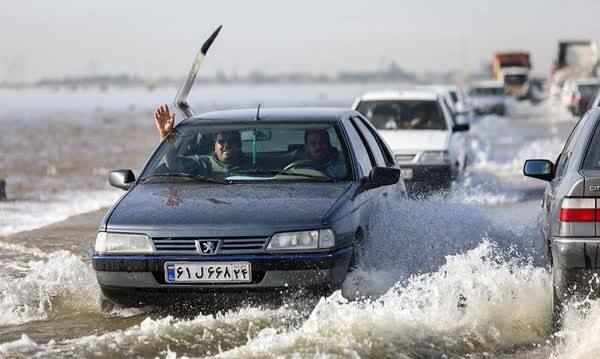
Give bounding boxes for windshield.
[355,100,447,130]
[141,122,352,183]
[469,87,505,96]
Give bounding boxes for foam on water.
[0,306,304,358]
[0,241,552,358]
[0,250,100,326]
[0,189,120,236]
[553,298,600,358]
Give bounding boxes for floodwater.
[0,84,594,358]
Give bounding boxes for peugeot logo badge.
[195,240,220,255]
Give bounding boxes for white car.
[352,89,470,192]
[468,81,508,116]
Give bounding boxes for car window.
[141,122,352,182]
[355,100,447,131]
[343,118,374,174]
[352,117,387,167]
[556,114,590,177]
[583,120,600,170]
[356,116,395,166]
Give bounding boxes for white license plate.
[401,168,413,180]
[165,262,251,283]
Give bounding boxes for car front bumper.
[92,247,353,303]
[552,238,600,299]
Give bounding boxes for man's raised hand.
[155,104,175,140]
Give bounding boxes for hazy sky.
[2,0,600,82]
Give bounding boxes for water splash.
[0,250,101,326]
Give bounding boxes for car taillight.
[559,198,596,222]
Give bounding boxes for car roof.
[356,89,439,102]
[182,107,356,124]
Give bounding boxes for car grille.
[395,154,416,162]
[152,237,268,255]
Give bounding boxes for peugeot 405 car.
[93,108,405,306]
[352,89,469,193]
[524,108,600,327]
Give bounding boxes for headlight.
[95,232,154,254]
[419,151,449,163]
[266,229,335,251]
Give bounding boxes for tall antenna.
[255,103,262,121]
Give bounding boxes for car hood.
[378,130,449,152]
[106,182,351,236]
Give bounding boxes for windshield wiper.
[140,173,231,184]
[234,169,340,182]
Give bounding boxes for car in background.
[93,108,405,306]
[590,86,600,109]
[561,78,600,116]
[419,84,475,124]
[352,90,469,193]
[524,108,600,328]
[468,81,509,116]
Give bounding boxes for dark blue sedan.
[93,107,405,306]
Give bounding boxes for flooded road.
[0,85,592,358]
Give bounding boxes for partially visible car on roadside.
[468,81,509,116]
[524,108,600,328]
[352,89,469,194]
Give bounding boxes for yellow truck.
[492,51,531,100]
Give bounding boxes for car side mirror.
[523,159,554,181]
[366,167,400,189]
[453,123,470,132]
[108,169,136,190]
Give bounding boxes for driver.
[408,105,435,129]
[154,104,251,177]
[296,129,346,178]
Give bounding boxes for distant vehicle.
[561,78,600,116]
[524,108,600,328]
[468,81,509,116]
[492,51,531,100]
[419,84,475,124]
[93,27,406,307]
[351,89,469,193]
[550,40,600,99]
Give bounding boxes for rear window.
[355,100,447,130]
[583,121,600,170]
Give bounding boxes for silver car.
[524,108,600,328]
